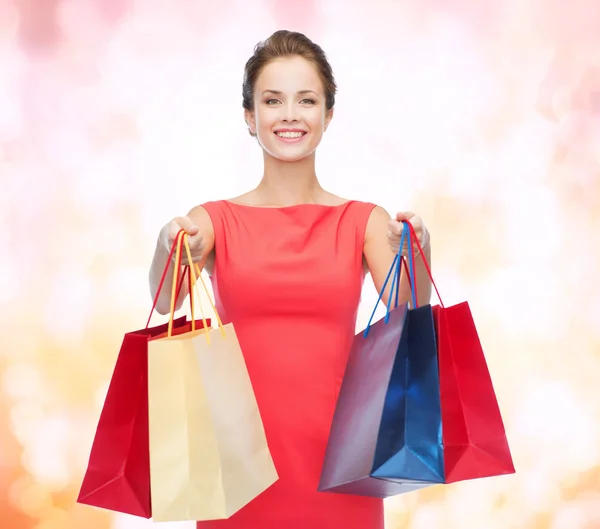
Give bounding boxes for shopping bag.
[404,223,515,483]
[320,221,515,498]
[77,316,190,516]
[148,232,278,522]
[319,223,445,497]
[78,232,200,517]
[432,303,515,481]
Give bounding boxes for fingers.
[388,219,417,240]
[387,220,405,254]
[170,216,198,237]
[179,251,205,267]
[387,219,403,236]
[173,240,205,266]
[167,221,183,242]
[164,216,204,265]
[177,216,199,235]
[387,213,427,256]
[395,211,415,222]
[167,217,200,245]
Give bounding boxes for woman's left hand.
[387,212,430,256]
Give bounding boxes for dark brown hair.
[242,30,337,114]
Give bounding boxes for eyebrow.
[262,90,319,96]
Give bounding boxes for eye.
[266,99,280,105]
[300,98,316,105]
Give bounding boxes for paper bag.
[319,223,444,497]
[409,221,515,484]
[77,317,188,517]
[148,233,278,522]
[78,230,192,517]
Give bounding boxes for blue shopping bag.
[319,223,445,498]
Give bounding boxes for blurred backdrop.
[1,0,599,528]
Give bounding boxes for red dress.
[199,200,384,529]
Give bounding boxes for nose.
[282,101,299,123]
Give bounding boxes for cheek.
[255,108,271,126]
[308,109,327,129]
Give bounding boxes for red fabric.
[432,303,515,483]
[77,316,189,517]
[199,200,384,529]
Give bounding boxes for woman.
[149,30,432,529]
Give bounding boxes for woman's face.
[245,55,333,162]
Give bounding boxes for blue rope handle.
[385,231,403,321]
[405,221,418,308]
[364,222,408,337]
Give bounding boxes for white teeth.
[276,131,304,139]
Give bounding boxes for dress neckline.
[223,200,354,210]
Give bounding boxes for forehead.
[255,56,323,93]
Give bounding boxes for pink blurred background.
[1,0,599,528]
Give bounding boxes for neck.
[256,151,324,206]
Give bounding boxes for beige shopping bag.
[147,232,278,522]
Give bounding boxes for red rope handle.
[145,229,187,328]
[405,221,444,308]
[401,256,411,303]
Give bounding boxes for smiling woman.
[244,55,332,161]
[147,29,433,529]
[240,31,337,167]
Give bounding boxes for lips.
[275,130,306,139]
[274,130,307,143]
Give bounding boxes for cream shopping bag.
[147,232,278,522]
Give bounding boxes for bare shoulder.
[365,205,392,242]
[187,204,214,232]
[362,204,395,280]
[186,204,215,250]
[186,204,216,272]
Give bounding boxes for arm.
[149,205,215,315]
[363,206,432,308]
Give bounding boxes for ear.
[324,107,334,131]
[244,108,257,135]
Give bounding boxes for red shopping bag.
[432,303,514,482]
[77,316,188,516]
[77,235,209,517]
[407,222,515,483]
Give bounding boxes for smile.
[275,131,306,143]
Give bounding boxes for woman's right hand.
[160,216,206,267]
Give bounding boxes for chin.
[264,148,316,163]
[272,150,315,162]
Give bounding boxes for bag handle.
[157,230,228,342]
[385,222,417,316]
[167,230,191,336]
[403,220,418,308]
[364,223,411,337]
[145,229,227,340]
[364,219,446,337]
[404,221,444,309]
[181,235,227,343]
[146,229,189,329]
[192,263,225,335]
[168,230,226,339]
